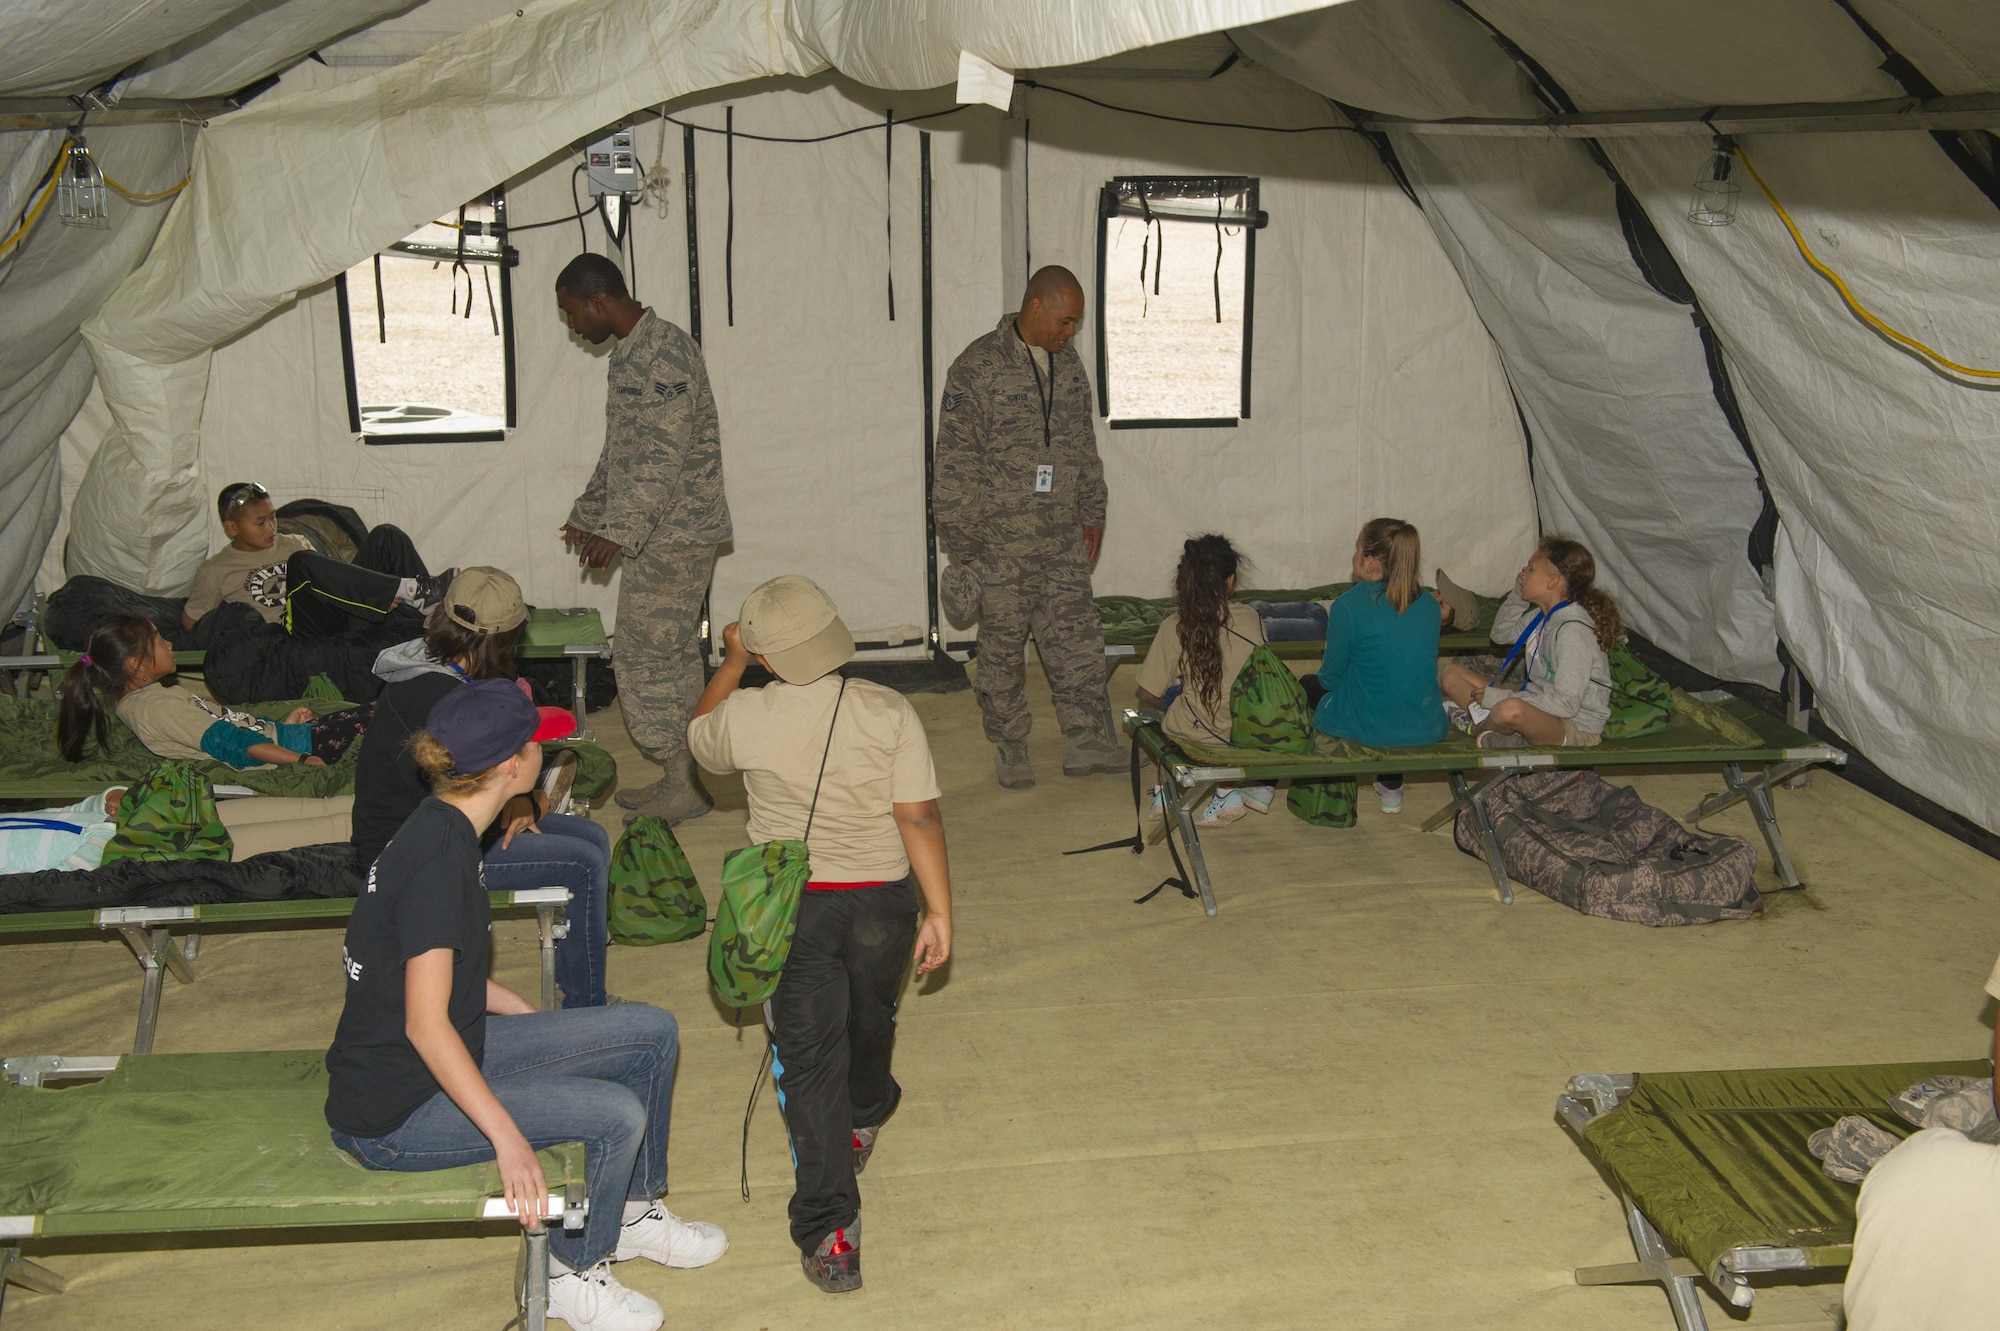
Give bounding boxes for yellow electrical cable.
[0,143,70,259]
[99,167,189,203]
[1733,145,2000,381]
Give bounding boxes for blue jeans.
[330,1004,679,1270]
[482,812,610,1008]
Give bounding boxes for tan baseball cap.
[1434,568,1481,633]
[444,567,529,633]
[740,575,854,684]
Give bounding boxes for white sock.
[396,577,420,602]
[622,1199,656,1225]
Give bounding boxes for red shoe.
[802,1220,862,1293]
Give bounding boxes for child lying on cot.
[1439,536,1619,749]
[57,614,370,769]
[0,788,123,873]
[181,481,453,637]
[1134,535,1276,825]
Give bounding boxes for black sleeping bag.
[0,842,364,915]
[44,575,190,649]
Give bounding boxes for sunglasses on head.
[220,482,269,518]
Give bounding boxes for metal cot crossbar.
[0,888,570,1052]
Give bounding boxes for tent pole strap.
[921,131,941,661]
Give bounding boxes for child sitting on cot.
[1300,519,1448,814]
[1439,536,1618,749]
[57,614,369,768]
[181,481,453,637]
[1133,535,1276,825]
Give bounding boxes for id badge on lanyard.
[1034,464,1053,493]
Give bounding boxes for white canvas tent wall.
[3,0,1999,835]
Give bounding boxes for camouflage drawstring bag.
[610,815,707,944]
[707,679,847,1007]
[1228,641,1315,754]
[102,759,232,864]
[1603,642,1675,740]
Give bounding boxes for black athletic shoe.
[802,1221,862,1293]
[852,1125,879,1174]
[409,567,457,612]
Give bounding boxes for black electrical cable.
[724,105,734,326]
[884,106,894,322]
[509,204,594,233]
[569,163,589,251]
[625,206,637,301]
[1017,79,1359,136]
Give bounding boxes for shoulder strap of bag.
[1490,600,1568,686]
[800,677,848,845]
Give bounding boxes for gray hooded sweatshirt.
[371,638,458,684]
[1488,590,1612,735]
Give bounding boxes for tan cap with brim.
[1434,568,1481,633]
[740,575,855,684]
[444,567,529,633]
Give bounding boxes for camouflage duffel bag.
[1453,770,1760,926]
[707,838,810,1007]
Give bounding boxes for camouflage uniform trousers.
[615,542,717,781]
[971,544,1108,744]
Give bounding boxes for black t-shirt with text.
[324,797,490,1139]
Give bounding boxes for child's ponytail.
[1359,518,1423,613]
[56,615,157,761]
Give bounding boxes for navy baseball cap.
[427,679,576,775]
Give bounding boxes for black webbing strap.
[1062,726,1198,906]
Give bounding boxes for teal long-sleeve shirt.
[1313,583,1449,747]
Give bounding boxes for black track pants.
[282,524,430,638]
[765,879,919,1253]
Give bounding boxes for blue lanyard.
[1490,601,1568,687]
[0,817,89,833]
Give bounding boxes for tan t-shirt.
[115,682,278,765]
[184,533,310,623]
[1135,603,1266,746]
[688,675,940,882]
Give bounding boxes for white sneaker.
[545,1261,663,1331]
[1195,789,1250,826]
[1374,781,1403,815]
[1145,784,1167,825]
[614,1201,728,1268]
[1239,784,1277,815]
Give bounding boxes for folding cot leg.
[1726,762,1802,890]
[537,905,559,1012]
[1449,772,1514,905]
[522,1224,549,1331]
[0,1245,71,1296]
[115,925,195,1056]
[570,657,590,739]
[1167,787,1220,919]
[1598,1197,1711,1331]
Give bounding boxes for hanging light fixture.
[57,134,110,229]
[1688,139,1739,227]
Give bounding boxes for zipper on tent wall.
[683,124,702,344]
[1825,0,2000,213]
[920,131,942,660]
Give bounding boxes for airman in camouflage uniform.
[934,266,1124,788]
[557,253,731,825]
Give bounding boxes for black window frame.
[1094,175,1265,430]
[335,187,519,445]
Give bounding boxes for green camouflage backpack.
[1228,643,1315,754]
[1286,776,1358,828]
[610,816,707,944]
[707,839,811,1006]
[706,679,848,1008]
[1603,642,1675,740]
[102,760,232,864]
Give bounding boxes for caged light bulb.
[1688,146,1740,227]
[57,135,110,229]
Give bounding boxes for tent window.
[334,190,517,444]
[1095,176,1264,429]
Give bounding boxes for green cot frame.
[1122,696,1846,917]
[0,1050,588,1330]
[0,888,569,1054]
[2,606,611,735]
[1555,1059,1992,1331]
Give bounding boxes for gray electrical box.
[585,129,643,198]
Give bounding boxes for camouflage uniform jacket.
[570,309,732,553]
[934,313,1106,557]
